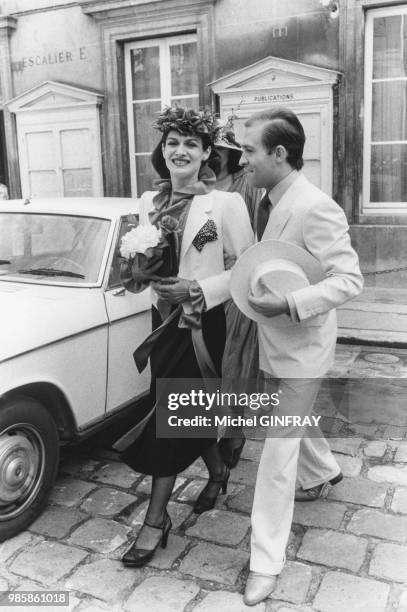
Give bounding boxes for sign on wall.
[210,56,339,196]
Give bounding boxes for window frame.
[106,214,137,290]
[363,4,407,214]
[124,34,199,196]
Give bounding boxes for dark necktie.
[256,194,272,240]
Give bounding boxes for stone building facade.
[0,0,406,284]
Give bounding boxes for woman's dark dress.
[122,298,225,476]
[121,167,229,476]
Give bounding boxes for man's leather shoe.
[243,571,277,606]
[295,471,343,502]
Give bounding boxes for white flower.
[120,224,161,259]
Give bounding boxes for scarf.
[149,164,216,258]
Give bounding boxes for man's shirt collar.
[268,170,299,207]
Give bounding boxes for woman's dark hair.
[244,107,305,170]
[227,148,243,174]
[151,136,170,179]
[207,147,242,177]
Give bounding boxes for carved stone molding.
[0,16,19,196]
[80,0,216,21]
[0,16,17,100]
[0,16,17,34]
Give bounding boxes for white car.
[0,198,152,540]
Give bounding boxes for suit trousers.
[250,376,340,575]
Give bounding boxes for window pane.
[135,154,159,196]
[373,15,407,79]
[134,101,162,153]
[170,96,199,109]
[131,47,161,100]
[372,81,407,141]
[170,42,198,97]
[109,217,136,288]
[0,213,110,284]
[370,143,407,202]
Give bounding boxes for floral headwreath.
[153,106,220,142]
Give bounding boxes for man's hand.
[152,277,192,304]
[248,286,290,318]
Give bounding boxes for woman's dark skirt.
[121,304,226,476]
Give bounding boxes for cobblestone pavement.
[1,344,407,611]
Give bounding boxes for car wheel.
[0,396,59,541]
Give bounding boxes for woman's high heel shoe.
[218,437,246,469]
[193,466,230,514]
[121,512,172,568]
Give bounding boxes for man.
[237,108,363,605]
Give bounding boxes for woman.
[210,126,263,468]
[119,107,253,568]
[212,124,263,228]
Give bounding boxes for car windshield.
[0,213,111,284]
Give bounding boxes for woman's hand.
[152,277,192,304]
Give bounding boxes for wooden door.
[18,122,102,198]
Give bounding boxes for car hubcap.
[0,426,44,519]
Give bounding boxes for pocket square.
[192,219,218,252]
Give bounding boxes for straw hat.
[230,240,325,325]
[214,119,242,151]
[214,132,242,151]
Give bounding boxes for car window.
[0,213,110,284]
[107,214,139,289]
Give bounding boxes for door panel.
[104,288,151,413]
[299,111,322,189]
[63,169,93,197]
[26,131,56,168]
[26,131,58,197]
[29,170,58,198]
[19,123,101,198]
[60,128,91,167]
[104,216,152,413]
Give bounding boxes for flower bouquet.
[119,215,179,293]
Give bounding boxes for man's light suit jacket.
[139,190,254,314]
[257,173,363,379]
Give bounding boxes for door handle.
[113,287,126,297]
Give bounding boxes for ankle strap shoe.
[122,511,172,567]
[193,466,230,514]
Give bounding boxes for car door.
[104,216,152,413]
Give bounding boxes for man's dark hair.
[245,107,305,170]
